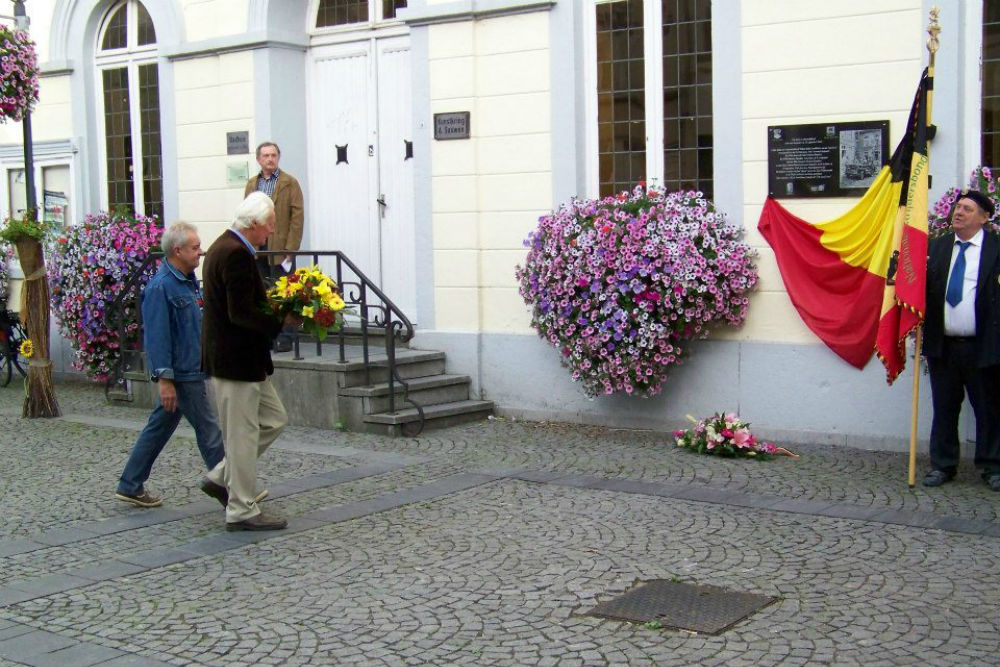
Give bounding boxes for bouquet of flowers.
[673,413,795,459]
[266,265,347,341]
[516,185,758,397]
[929,166,1000,237]
[47,210,162,381]
[0,26,39,123]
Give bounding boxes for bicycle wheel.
[9,324,27,379]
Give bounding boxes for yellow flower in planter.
[19,338,33,359]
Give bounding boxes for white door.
[308,37,417,321]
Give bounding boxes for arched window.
[315,0,407,27]
[94,0,163,221]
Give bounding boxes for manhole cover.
[586,579,777,634]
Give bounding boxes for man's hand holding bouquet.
[266,265,347,341]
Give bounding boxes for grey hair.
[233,191,275,230]
[256,141,280,157]
[160,221,198,256]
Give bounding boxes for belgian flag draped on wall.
[758,68,931,384]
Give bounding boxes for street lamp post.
[12,0,33,214]
[8,0,59,418]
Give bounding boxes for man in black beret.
[922,189,1000,491]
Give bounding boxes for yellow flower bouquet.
[265,265,347,341]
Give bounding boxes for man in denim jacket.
[115,222,227,507]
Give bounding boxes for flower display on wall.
[0,242,10,307]
[516,185,759,397]
[48,211,161,381]
[929,166,1000,236]
[0,26,39,123]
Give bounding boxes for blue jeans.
[117,380,225,495]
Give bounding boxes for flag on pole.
[758,68,931,383]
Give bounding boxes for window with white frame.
[983,1,1000,166]
[7,164,72,226]
[95,0,163,221]
[315,0,408,27]
[592,0,713,198]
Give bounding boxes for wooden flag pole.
[909,328,922,487]
[909,8,940,488]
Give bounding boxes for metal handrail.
[104,248,424,434]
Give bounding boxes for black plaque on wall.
[227,131,250,155]
[434,112,471,140]
[767,120,890,198]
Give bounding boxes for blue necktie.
[946,241,971,307]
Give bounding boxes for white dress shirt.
[943,228,984,336]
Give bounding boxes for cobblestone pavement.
[0,381,998,666]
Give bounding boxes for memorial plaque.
[227,131,250,155]
[434,112,471,140]
[768,120,889,198]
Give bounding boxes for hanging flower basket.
[48,211,162,382]
[516,185,759,398]
[0,26,38,123]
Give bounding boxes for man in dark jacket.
[922,189,1000,491]
[115,222,227,507]
[201,192,299,530]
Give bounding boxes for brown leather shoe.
[225,513,287,532]
[200,479,228,507]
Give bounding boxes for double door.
[308,36,416,319]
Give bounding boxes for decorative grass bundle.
[0,211,58,418]
[15,237,58,417]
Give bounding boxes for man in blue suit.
[922,189,1000,491]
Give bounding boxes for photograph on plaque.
[767,120,889,198]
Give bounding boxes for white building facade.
[4,0,991,449]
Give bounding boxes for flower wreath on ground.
[673,413,797,460]
[516,185,759,397]
[928,165,1000,237]
[0,26,39,123]
[266,265,347,341]
[48,211,162,382]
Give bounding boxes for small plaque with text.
[434,112,470,140]
[227,131,250,155]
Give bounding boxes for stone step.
[362,399,495,435]
[295,324,411,350]
[273,348,447,387]
[339,374,471,414]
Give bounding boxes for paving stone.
[0,382,998,666]
[0,629,75,661]
[23,642,123,667]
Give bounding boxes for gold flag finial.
[927,6,941,56]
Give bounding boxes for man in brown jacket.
[244,141,304,280]
[245,141,304,351]
[201,192,299,531]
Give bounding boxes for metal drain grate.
[586,579,777,634]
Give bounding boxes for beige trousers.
[211,376,287,522]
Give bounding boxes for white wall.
[427,10,552,333]
[738,1,924,345]
[173,51,255,244]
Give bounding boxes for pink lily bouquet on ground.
[266,265,347,341]
[673,412,796,460]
